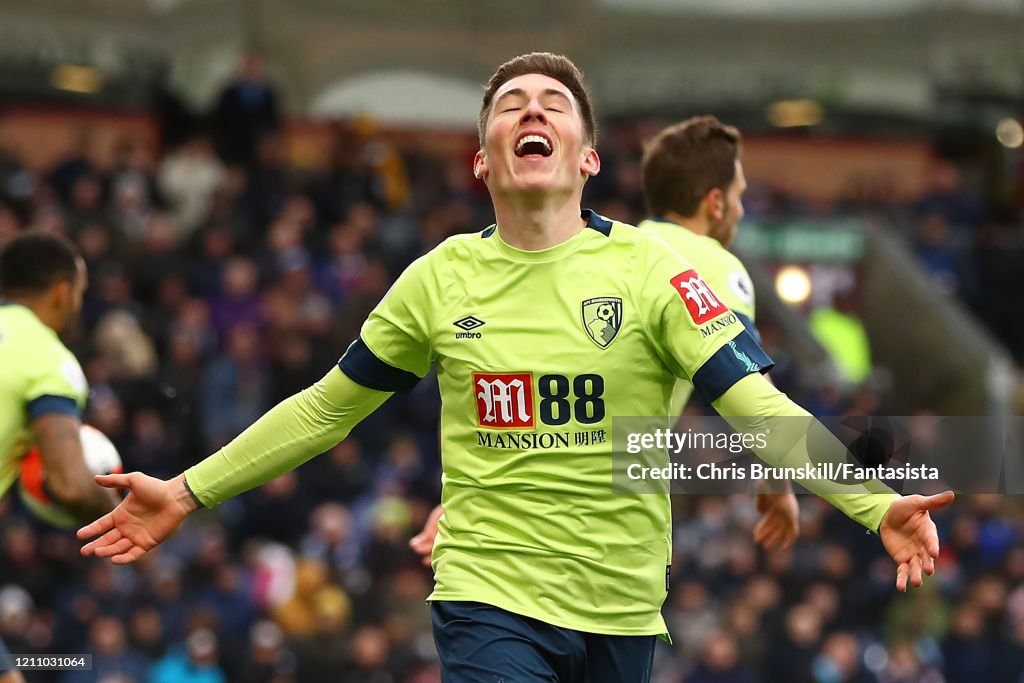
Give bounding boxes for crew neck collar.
[484,209,612,263]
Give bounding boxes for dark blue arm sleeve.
[338,337,421,393]
[26,395,81,421]
[692,329,774,405]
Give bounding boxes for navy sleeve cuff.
[27,395,81,421]
[338,337,422,393]
[692,329,774,405]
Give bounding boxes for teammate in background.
[411,117,798,562]
[79,54,952,683]
[639,115,799,551]
[0,232,119,683]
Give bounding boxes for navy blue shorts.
[432,601,656,683]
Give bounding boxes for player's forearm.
[713,373,898,532]
[32,413,119,522]
[184,366,391,507]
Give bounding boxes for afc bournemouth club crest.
[581,297,623,349]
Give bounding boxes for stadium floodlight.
[766,99,824,128]
[995,118,1023,149]
[775,265,812,304]
[50,64,103,94]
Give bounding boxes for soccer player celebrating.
[79,54,952,682]
[639,115,799,551]
[411,117,798,564]
[0,233,119,683]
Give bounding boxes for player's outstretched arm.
[78,366,391,563]
[712,372,954,590]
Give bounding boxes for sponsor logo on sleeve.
[670,270,727,325]
[474,372,535,428]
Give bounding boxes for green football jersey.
[0,304,88,499]
[638,218,758,416]
[340,210,771,636]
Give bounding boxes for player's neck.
[492,195,586,251]
[7,296,62,332]
[662,211,711,238]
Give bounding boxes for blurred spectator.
[915,214,963,294]
[812,632,872,683]
[212,53,281,169]
[148,628,226,683]
[158,135,225,239]
[341,626,396,683]
[201,323,270,450]
[49,130,95,204]
[0,586,34,665]
[273,559,351,638]
[235,620,295,683]
[208,256,265,338]
[300,503,361,574]
[129,605,167,661]
[878,640,944,683]
[685,630,753,683]
[765,604,824,683]
[61,616,149,683]
[941,604,994,681]
[236,472,312,545]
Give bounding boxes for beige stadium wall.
[741,136,934,203]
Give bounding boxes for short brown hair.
[0,231,80,296]
[642,115,742,218]
[478,53,597,147]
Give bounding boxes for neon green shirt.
[638,218,757,415]
[340,211,769,636]
[0,304,88,498]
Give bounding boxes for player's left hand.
[879,491,955,592]
[753,491,799,551]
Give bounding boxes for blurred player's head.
[0,231,86,332]
[474,53,600,200]
[642,115,746,247]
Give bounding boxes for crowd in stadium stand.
[0,70,1022,682]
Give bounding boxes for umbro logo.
[454,316,485,331]
[454,316,485,339]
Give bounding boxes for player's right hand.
[409,504,443,567]
[879,490,955,592]
[77,472,198,564]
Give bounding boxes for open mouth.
[515,134,553,158]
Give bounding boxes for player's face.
[710,160,747,248]
[474,73,599,199]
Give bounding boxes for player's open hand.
[753,491,800,551]
[879,491,955,592]
[77,472,198,564]
[409,504,444,568]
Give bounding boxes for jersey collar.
[484,209,610,263]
